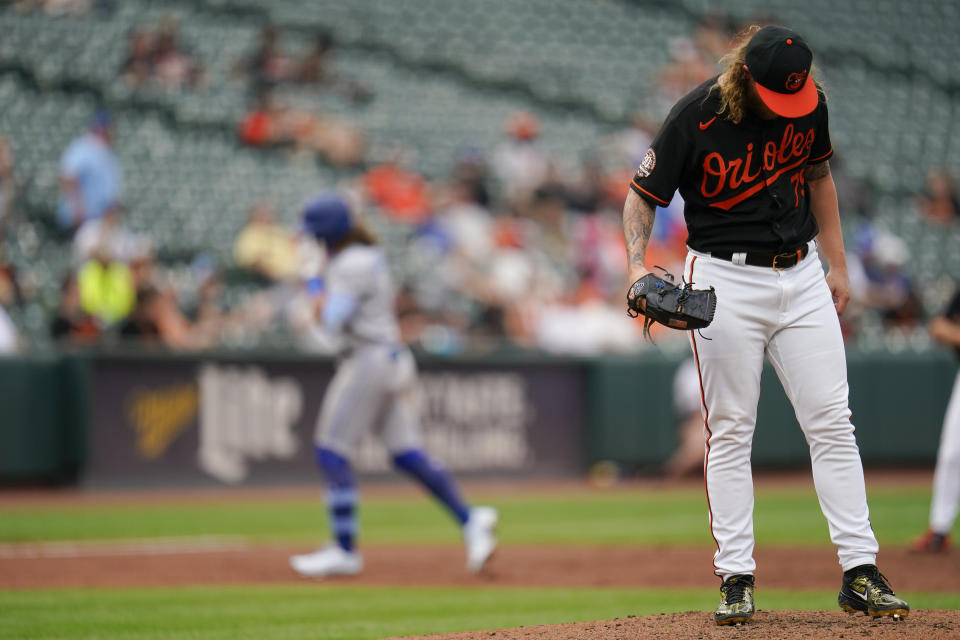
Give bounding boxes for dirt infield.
[1,540,955,592]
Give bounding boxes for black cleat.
[714,574,755,625]
[838,564,909,619]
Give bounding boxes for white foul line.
[0,537,251,559]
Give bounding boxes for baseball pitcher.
[622,25,908,625]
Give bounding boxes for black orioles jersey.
[630,76,833,254]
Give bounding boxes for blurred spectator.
[117,286,162,344]
[570,210,628,297]
[296,31,335,85]
[915,168,960,226]
[238,91,290,148]
[185,262,227,345]
[11,0,91,16]
[233,202,298,282]
[362,154,433,224]
[419,199,539,352]
[120,285,215,350]
[0,255,24,308]
[297,32,372,104]
[153,17,205,90]
[599,113,659,210]
[121,28,156,88]
[433,182,493,260]
[451,146,491,208]
[0,134,15,229]
[239,91,365,166]
[606,111,657,170]
[77,245,135,326]
[236,25,296,89]
[565,154,610,214]
[50,276,100,344]
[848,228,924,332]
[58,111,122,234]
[127,240,159,292]
[490,111,550,213]
[0,263,19,354]
[533,280,639,355]
[72,204,140,268]
[466,246,536,350]
[526,179,572,263]
[417,187,493,328]
[236,26,371,103]
[646,194,689,276]
[286,105,365,167]
[0,302,16,354]
[395,283,431,346]
[121,16,205,91]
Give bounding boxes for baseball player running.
[622,25,908,625]
[910,284,960,553]
[290,194,498,578]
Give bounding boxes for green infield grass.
[3,584,959,640]
[0,483,944,546]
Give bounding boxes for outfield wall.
[0,350,955,485]
[0,354,86,484]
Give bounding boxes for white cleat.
[289,544,363,578]
[463,506,498,573]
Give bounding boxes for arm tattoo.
[804,159,831,182]
[622,193,656,270]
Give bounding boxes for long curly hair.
[709,25,823,124]
[330,221,378,251]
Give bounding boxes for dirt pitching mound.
[390,610,960,640]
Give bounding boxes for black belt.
[711,244,809,270]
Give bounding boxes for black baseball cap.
[744,25,818,118]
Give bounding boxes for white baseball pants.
[315,344,422,456]
[685,244,879,579]
[930,371,960,535]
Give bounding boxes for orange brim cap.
[754,75,818,118]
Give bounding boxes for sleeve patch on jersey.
[635,148,656,179]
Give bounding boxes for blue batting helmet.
[91,109,113,131]
[302,194,352,246]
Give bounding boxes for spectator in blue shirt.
[58,110,122,233]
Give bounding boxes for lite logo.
[197,364,303,483]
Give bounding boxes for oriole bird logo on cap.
[785,70,808,92]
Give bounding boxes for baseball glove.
[626,269,717,339]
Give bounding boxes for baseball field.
[2,471,958,639]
